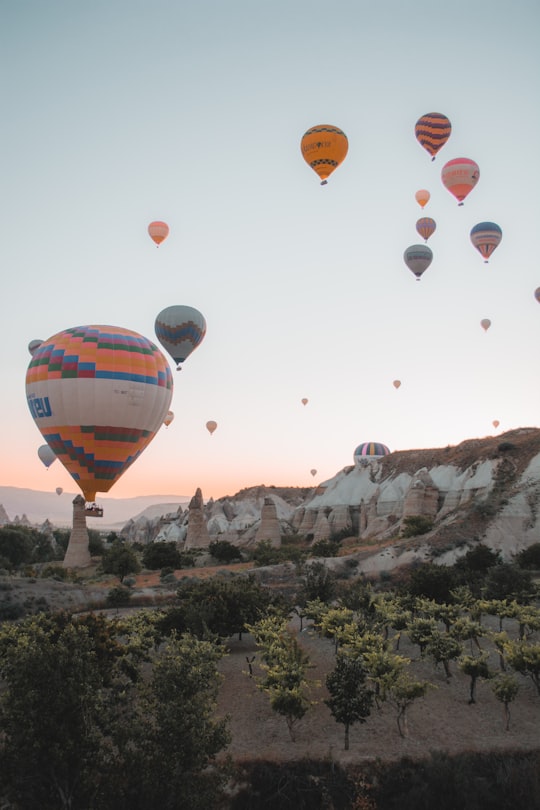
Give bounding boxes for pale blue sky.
[2,0,539,500]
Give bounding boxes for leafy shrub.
[208,539,242,564]
[514,542,540,569]
[401,516,434,538]
[105,585,132,608]
[498,441,516,452]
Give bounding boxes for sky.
[1,0,539,502]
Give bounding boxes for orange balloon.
[148,221,170,246]
[492,420,500,428]
[441,158,480,205]
[301,125,348,185]
[415,189,430,209]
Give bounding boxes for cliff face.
[119,429,540,566]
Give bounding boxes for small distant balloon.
[28,339,43,356]
[155,305,207,370]
[470,222,502,263]
[441,158,480,205]
[492,420,500,429]
[392,380,401,389]
[416,217,436,242]
[535,288,540,304]
[164,410,174,428]
[480,318,491,332]
[38,444,57,469]
[300,124,348,185]
[206,420,217,435]
[415,189,430,209]
[415,112,452,160]
[404,244,433,281]
[301,398,308,406]
[310,469,317,477]
[148,221,169,246]
[55,487,63,496]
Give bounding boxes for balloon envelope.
[480,318,491,332]
[206,420,217,435]
[26,325,173,502]
[300,124,348,184]
[393,380,401,389]
[441,158,480,204]
[415,112,452,160]
[28,339,43,356]
[470,222,502,262]
[354,443,390,464]
[492,420,500,428]
[416,217,436,242]
[310,469,317,477]
[415,189,430,208]
[535,288,540,304]
[148,221,169,246]
[155,305,206,368]
[301,398,308,406]
[56,487,63,496]
[38,444,57,469]
[164,410,174,427]
[404,244,433,280]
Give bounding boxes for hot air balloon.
[148,221,169,246]
[164,410,174,428]
[470,222,502,263]
[480,318,491,332]
[301,398,308,406]
[56,487,63,496]
[300,124,348,185]
[415,112,452,160]
[492,420,500,429]
[38,444,57,469]
[415,189,430,209]
[393,380,401,389]
[441,158,480,205]
[535,288,540,304]
[310,469,317,477]
[28,339,43,356]
[416,217,436,242]
[155,305,206,370]
[206,420,217,435]
[404,244,433,281]
[354,443,390,465]
[26,325,173,504]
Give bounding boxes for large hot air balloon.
[56,487,63,496]
[441,158,480,205]
[415,113,452,160]
[155,306,206,370]
[26,325,173,503]
[416,217,436,242]
[28,339,43,356]
[148,221,169,246]
[301,398,308,406]
[38,444,57,469]
[492,420,500,429]
[354,443,390,465]
[392,380,401,389]
[164,410,174,428]
[206,420,217,435]
[415,189,430,209]
[404,244,433,281]
[535,288,540,304]
[470,222,502,263]
[480,318,491,332]
[300,124,348,185]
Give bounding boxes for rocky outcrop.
[63,495,91,569]
[0,504,10,525]
[254,497,282,548]
[312,509,331,543]
[402,469,440,518]
[185,488,211,549]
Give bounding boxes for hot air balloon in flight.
[38,444,57,469]
[154,306,206,370]
[535,288,540,304]
[301,398,308,406]
[492,420,500,429]
[480,318,491,332]
[354,443,390,465]
[28,339,43,356]
[393,380,401,389]
[441,158,480,205]
[300,124,348,185]
[26,325,173,505]
[404,244,433,280]
[310,469,317,477]
[206,420,217,435]
[415,189,430,209]
[164,410,175,428]
[415,113,452,160]
[470,222,502,263]
[416,217,436,242]
[148,221,169,246]
[56,487,63,496]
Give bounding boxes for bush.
[401,516,434,538]
[208,540,242,564]
[514,542,540,569]
[142,541,182,570]
[105,585,132,608]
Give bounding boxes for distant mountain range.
[0,487,190,530]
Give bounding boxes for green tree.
[101,540,141,582]
[504,639,540,696]
[491,673,519,730]
[514,542,540,570]
[401,515,434,537]
[141,540,182,570]
[425,631,463,680]
[483,563,535,603]
[325,653,373,750]
[406,562,457,603]
[459,653,492,704]
[208,539,242,564]
[0,526,35,568]
[298,560,337,605]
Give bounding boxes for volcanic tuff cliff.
[119,428,540,568]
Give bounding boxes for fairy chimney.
[185,488,211,549]
[254,497,282,548]
[63,495,92,568]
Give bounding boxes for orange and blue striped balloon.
[415,112,452,160]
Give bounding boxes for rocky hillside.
[120,428,540,571]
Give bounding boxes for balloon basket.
[85,504,104,518]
